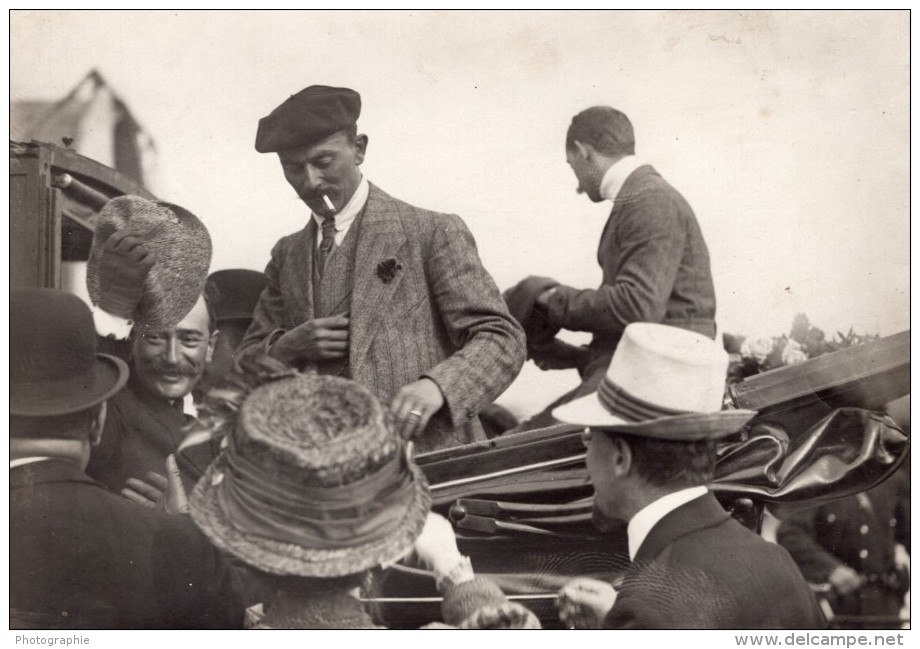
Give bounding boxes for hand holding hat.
[87,195,212,331]
[97,231,155,319]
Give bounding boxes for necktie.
[318,216,336,276]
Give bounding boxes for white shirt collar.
[626,485,708,560]
[599,155,645,202]
[311,175,370,235]
[181,393,198,418]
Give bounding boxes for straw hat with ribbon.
[553,323,756,440]
[87,195,212,332]
[188,367,431,577]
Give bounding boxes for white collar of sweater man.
[599,155,646,203]
[310,174,370,247]
[626,485,708,560]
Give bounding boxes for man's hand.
[556,577,617,629]
[121,454,189,515]
[98,231,155,319]
[390,377,445,440]
[269,312,349,365]
[828,564,863,595]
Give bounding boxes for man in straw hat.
[506,106,717,432]
[188,370,539,629]
[552,323,826,629]
[11,288,245,629]
[84,195,220,495]
[239,85,525,453]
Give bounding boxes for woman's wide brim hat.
[11,288,129,417]
[189,372,431,578]
[553,323,756,440]
[86,195,212,331]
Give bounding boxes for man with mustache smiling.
[86,197,219,496]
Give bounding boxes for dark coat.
[604,493,826,629]
[776,474,910,620]
[238,183,526,452]
[88,340,217,494]
[10,460,244,629]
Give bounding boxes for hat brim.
[10,353,129,417]
[189,454,432,578]
[552,392,757,441]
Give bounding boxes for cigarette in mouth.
[322,194,335,211]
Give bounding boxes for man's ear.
[354,134,368,165]
[206,329,218,365]
[608,435,633,478]
[89,402,107,447]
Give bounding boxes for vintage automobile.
[10,139,910,629]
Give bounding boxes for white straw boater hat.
[553,323,756,440]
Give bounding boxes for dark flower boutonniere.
[376,258,402,283]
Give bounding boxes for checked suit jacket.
[239,183,526,452]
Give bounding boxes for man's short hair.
[11,404,104,441]
[566,106,635,156]
[620,432,716,489]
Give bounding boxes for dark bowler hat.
[255,85,361,153]
[206,269,268,322]
[11,288,128,417]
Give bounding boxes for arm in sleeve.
[236,240,289,365]
[545,191,687,336]
[420,215,526,431]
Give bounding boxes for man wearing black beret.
[239,85,526,452]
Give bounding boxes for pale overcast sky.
[10,9,910,417]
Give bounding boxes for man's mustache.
[146,360,200,377]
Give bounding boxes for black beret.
[255,85,361,153]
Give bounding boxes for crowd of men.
[10,84,909,630]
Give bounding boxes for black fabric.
[11,459,245,629]
[604,493,827,629]
[86,371,216,494]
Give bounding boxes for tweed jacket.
[86,373,217,494]
[545,164,716,372]
[11,459,244,629]
[603,493,826,629]
[239,183,526,453]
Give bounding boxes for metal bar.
[360,594,559,604]
[52,172,111,210]
[430,453,586,491]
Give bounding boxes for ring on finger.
[408,409,422,418]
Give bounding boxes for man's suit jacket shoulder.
[11,460,243,629]
[86,381,215,493]
[605,493,825,629]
